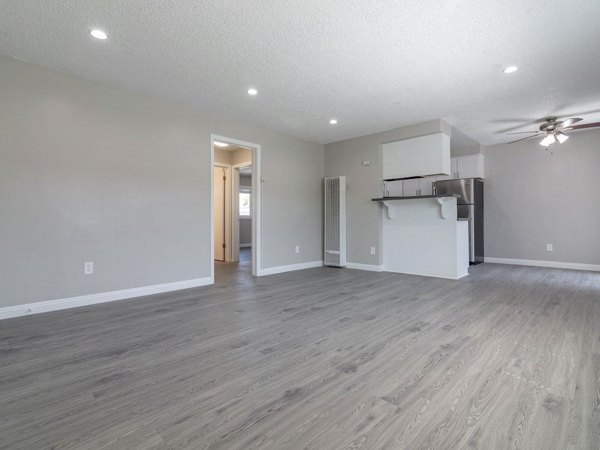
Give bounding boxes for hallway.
[215,247,252,282]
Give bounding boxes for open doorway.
[211,135,261,281]
[233,164,253,268]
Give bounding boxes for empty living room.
[2,1,600,449]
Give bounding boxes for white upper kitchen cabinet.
[382,132,451,180]
[455,154,484,179]
[437,154,485,180]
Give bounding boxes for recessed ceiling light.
[329,119,338,125]
[214,141,229,148]
[503,65,518,74]
[90,29,108,40]
[247,88,258,96]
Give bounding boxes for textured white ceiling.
[2,0,600,145]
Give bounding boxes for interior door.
[214,166,225,261]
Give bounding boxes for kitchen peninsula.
[376,132,474,279]
[373,195,469,279]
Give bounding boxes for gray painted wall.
[0,55,324,307]
[484,130,600,265]
[239,219,252,246]
[324,120,451,266]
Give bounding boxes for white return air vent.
[324,176,346,267]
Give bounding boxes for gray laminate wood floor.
[1,260,599,449]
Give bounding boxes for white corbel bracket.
[382,201,396,220]
[436,197,454,219]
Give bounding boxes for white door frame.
[232,160,252,263]
[210,134,262,280]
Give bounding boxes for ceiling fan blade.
[559,118,583,128]
[506,131,539,135]
[507,133,542,144]
[564,122,600,131]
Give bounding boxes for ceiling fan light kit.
[539,134,556,147]
[555,132,569,144]
[506,117,600,146]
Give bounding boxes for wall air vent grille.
[324,176,346,267]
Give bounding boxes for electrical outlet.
[546,243,553,252]
[295,245,300,254]
[84,261,94,275]
[362,160,371,166]
[370,246,376,255]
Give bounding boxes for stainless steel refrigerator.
[433,178,484,264]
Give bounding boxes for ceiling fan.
[507,118,600,146]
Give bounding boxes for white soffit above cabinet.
[1,1,600,145]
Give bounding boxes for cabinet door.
[456,154,484,179]
[385,180,403,196]
[452,157,461,178]
[402,179,420,197]
[454,156,465,179]
[419,177,435,196]
[456,155,473,178]
[474,154,484,178]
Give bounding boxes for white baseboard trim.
[345,262,384,272]
[240,243,252,248]
[0,277,213,321]
[259,260,323,276]
[383,267,466,280]
[484,257,600,272]
[345,262,465,278]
